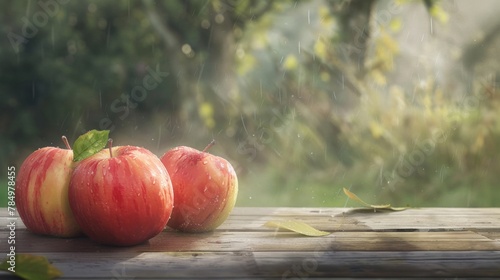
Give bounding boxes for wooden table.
[1,207,500,279]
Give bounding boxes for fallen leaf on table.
[0,254,62,280]
[343,188,407,211]
[264,220,331,236]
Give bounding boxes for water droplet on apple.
[249,196,252,199]
[203,161,208,165]
[208,175,212,180]
[152,179,156,185]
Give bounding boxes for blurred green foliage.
[1,0,499,207]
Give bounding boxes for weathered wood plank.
[2,228,499,253]
[255,251,500,278]
[1,251,499,279]
[5,252,261,279]
[1,208,499,278]
[3,208,500,232]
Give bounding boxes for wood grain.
[1,207,499,278]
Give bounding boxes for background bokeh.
[2,0,500,207]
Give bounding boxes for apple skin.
[160,146,238,232]
[16,147,82,237]
[68,146,174,246]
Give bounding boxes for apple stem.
[202,139,216,153]
[108,138,113,158]
[61,136,71,150]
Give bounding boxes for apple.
[160,140,238,232]
[68,140,174,246]
[16,136,82,237]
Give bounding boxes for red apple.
[16,136,82,237]
[160,141,238,232]
[68,142,173,246]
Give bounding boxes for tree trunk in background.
[333,0,376,77]
[313,0,376,115]
[461,19,500,92]
[145,0,240,130]
[202,3,238,109]
[143,0,190,97]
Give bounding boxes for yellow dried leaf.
[283,54,298,70]
[314,38,327,60]
[198,102,215,129]
[369,121,384,139]
[264,220,330,237]
[343,188,407,211]
[237,54,256,75]
[389,18,403,32]
[430,5,449,23]
[371,70,387,86]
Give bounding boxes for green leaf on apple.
[264,220,331,237]
[0,254,62,280]
[343,188,407,211]
[72,130,110,162]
